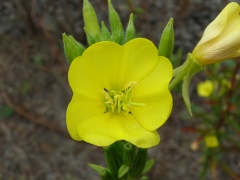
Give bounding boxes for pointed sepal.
[130,148,148,178]
[108,0,124,44]
[83,0,101,45]
[158,18,174,60]
[125,13,135,43]
[100,21,111,41]
[182,54,203,115]
[88,164,115,180]
[62,33,85,63]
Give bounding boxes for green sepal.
[123,142,135,166]
[83,0,101,45]
[62,33,85,63]
[108,0,124,44]
[88,164,114,180]
[104,141,124,178]
[118,164,130,178]
[130,148,147,178]
[140,176,149,180]
[141,159,155,175]
[182,53,203,116]
[182,73,193,116]
[125,13,135,43]
[84,27,100,45]
[100,21,111,41]
[158,18,174,59]
[169,53,203,115]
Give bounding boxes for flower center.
[104,81,145,114]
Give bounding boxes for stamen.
[104,88,108,92]
[104,81,145,114]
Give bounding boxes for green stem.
[169,68,187,91]
[169,57,192,91]
[169,53,203,91]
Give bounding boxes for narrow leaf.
[141,159,155,174]
[118,164,130,178]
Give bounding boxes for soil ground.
[0,0,238,179]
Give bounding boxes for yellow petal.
[196,4,228,46]
[81,41,123,91]
[196,2,240,46]
[68,55,104,99]
[133,56,172,98]
[219,2,240,36]
[76,113,160,148]
[121,38,159,87]
[71,38,159,91]
[131,90,172,131]
[131,57,173,131]
[66,94,105,140]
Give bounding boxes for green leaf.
[62,33,85,63]
[141,159,155,174]
[108,0,124,44]
[0,105,14,119]
[118,164,130,178]
[140,176,149,180]
[33,54,42,65]
[89,164,107,175]
[89,164,115,180]
[158,18,174,59]
[125,13,135,43]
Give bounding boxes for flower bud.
[192,2,240,65]
[62,33,85,63]
[197,80,214,97]
[204,135,219,148]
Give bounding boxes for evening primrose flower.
[66,38,173,148]
[197,80,214,97]
[204,135,219,148]
[192,2,240,65]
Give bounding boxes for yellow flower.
[66,38,173,148]
[197,80,214,97]
[204,135,219,148]
[192,2,240,65]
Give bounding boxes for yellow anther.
[124,81,138,90]
[104,81,144,114]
